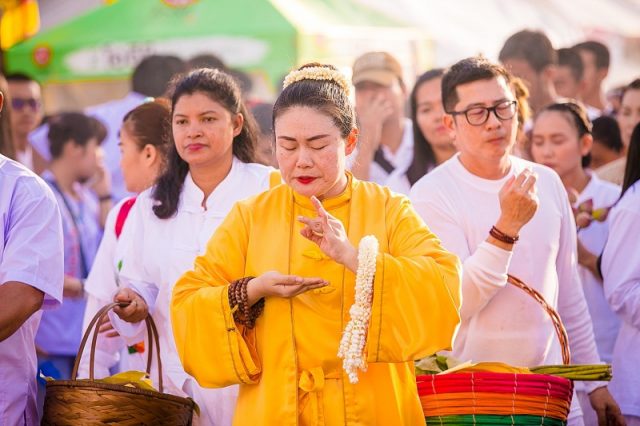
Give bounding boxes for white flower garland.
[338,235,379,384]
[282,66,351,96]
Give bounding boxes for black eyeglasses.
[447,100,518,126]
[11,98,41,111]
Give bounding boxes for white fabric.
[347,118,413,190]
[15,145,34,171]
[575,173,621,364]
[410,154,605,418]
[602,181,640,418]
[78,197,145,379]
[110,158,272,424]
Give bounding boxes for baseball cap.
[352,52,403,87]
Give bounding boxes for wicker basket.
[417,274,574,425]
[42,302,195,425]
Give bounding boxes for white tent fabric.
[358,0,640,86]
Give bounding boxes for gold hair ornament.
[282,66,351,96]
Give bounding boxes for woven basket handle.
[71,302,164,393]
[507,274,571,365]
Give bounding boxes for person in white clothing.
[109,68,275,425]
[348,52,414,189]
[409,56,623,426]
[386,69,456,195]
[530,101,622,425]
[602,122,640,426]
[78,99,172,379]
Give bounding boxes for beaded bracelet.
[489,225,519,244]
[227,277,265,329]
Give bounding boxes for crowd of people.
[1,27,639,426]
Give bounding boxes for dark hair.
[405,69,444,185]
[573,41,610,69]
[557,47,584,82]
[132,55,187,97]
[442,56,512,112]
[6,72,38,85]
[152,68,258,219]
[592,115,623,153]
[250,101,274,136]
[188,54,226,71]
[620,78,640,104]
[48,112,106,159]
[228,68,253,97]
[273,63,355,139]
[499,30,557,73]
[536,101,593,167]
[0,74,15,159]
[621,122,640,197]
[122,98,172,159]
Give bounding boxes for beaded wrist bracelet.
[228,277,264,329]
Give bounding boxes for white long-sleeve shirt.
[602,181,640,418]
[79,197,146,379]
[410,155,602,384]
[110,158,273,425]
[575,174,621,364]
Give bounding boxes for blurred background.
[1,0,639,112]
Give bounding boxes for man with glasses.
[410,56,623,426]
[7,73,44,171]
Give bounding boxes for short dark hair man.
[499,30,558,114]
[554,47,584,99]
[6,73,43,170]
[573,41,610,112]
[411,56,624,426]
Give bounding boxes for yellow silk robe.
[171,176,461,425]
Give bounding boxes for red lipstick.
[297,176,316,185]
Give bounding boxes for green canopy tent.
[4,0,429,110]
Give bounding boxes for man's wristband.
[490,225,519,244]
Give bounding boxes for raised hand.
[298,196,358,272]
[355,93,394,152]
[495,169,539,237]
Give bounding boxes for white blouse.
[602,181,640,418]
[110,158,274,424]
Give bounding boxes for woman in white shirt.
[386,69,456,194]
[602,122,640,426]
[78,99,172,378]
[530,101,621,425]
[110,68,275,425]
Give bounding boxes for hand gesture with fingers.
[298,196,358,272]
[495,169,539,237]
[113,288,148,323]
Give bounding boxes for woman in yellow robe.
[171,64,462,425]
